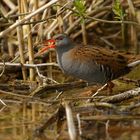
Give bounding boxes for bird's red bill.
[38,39,56,54]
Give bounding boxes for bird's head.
[53,34,72,48]
[38,34,74,55]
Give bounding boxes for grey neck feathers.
[56,42,75,71]
[56,42,75,54]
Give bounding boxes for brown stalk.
[81,21,87,45]
[34,0,39,21]
[17,0,27,80]
[23,0,35,81]
[16,24,27,80]
[38,9,48,39]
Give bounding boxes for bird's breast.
[57,51,110,84]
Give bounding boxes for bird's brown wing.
[71,46,129,75]
[120,52,140,63]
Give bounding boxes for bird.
[39,34,140,89]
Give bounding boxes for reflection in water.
[0,101,49,140]
[0,89,140,140]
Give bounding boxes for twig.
[35,66,59,86]
[0,89,51,105]
[0,60,6,77]
[86,83,107,103]
[0,89,32,99]
[0,99,7,106]
[85,15,140,26]
[77,113,82,136]
[0,62,59,68]
[53,91,63,101]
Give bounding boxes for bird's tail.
[127,60,140,68]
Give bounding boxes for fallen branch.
[30,81,88,97]
[101,87,140,103]
[81,114,140,121]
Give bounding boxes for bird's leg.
[103,81,115,94]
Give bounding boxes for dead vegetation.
[0,0,140,140]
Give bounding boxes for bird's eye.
[57,37,63,40]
